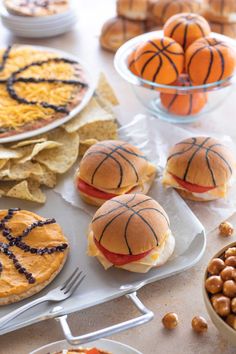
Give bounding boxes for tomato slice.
[172,174,215,193]
[77,178,118,200]
[86,349,100,354]
[94,237,152,266]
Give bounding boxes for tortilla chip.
[79,139,98,156]
[31,165,57,188]
[78,120,118,141]
[6,180,46,203]
[96,73,119,106]
[19,141,62,163]
[11,138,47,148]
[0,159,8,170]
[0,161,43,180]
[63,97,114,133]
[0,146,23,159]
[35,128,80,174]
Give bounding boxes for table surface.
[1,1,236,353]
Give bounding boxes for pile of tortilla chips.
[0,73,118,203]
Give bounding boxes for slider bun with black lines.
[163,13,211,50]
[147,0,204,26]
[185,36,236,84]
[165,136,235,188]
[91,193,170,255]
[205,0,236,17]
[78,139,155,190]
[117,0,148,20]
[100,16,146,53]
[160,74,208,116]
[203,8,236,23]
[209,20,236,39]
[134,37,184,84]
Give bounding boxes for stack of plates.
[0,0,78,38]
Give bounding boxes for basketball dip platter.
[0,45,95,144]
[0,185,205,340]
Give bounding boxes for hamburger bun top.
[166,136,235,187]
[91,193,170,255]
[79,140,149,190]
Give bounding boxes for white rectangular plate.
[0,185,205,335]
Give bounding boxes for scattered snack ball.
[127,49,139,76]
[209,21,236,40]
[134,37,184,84]
[117,0,148,20]
[162,312,179,329]
[186,37,236,84]
[205,245,236,330]
[219,221,234,237]
[160,74,207,116]
[100,17,146,52]
[163,13,211,50]
[148,0,203,26]
[191,316,208,333]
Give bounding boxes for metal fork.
[0,267,86,329]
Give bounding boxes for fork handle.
[0,295,49,329]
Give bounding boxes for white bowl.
[29,339,143,354]
[203,242,236,346]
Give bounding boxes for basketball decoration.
[148,0,203,26]
[134,37,184,84]
[186,37,236,84]
[127,49,139,76]
[163,13,211,50]
[160,74,208,115]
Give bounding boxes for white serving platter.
[30,338,143,354]
[0,45,95,144]
[0,185,206,336]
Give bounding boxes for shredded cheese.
[0,46,81,129]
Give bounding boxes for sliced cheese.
[87,230,175,273]
[162,170,227,200]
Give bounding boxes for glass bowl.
[114,31,236,124]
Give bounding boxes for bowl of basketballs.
[114,12,236,123]
[204,243,236,346]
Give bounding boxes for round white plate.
[0,45,95,143]
[29,338,143,354]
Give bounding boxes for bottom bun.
[0,248,69,306]
[177,189,214,202]
[79,191,106,207]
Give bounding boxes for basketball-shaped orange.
[163,13,211,50]
[134,37,184,84]
[160,74,207,115]
[186,37,236,84]
[127,50,139,76]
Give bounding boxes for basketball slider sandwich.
[88,194,175,273]
[163,136,236,201]
[75,140,156,206]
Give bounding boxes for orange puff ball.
[163,13,211,50]
[134,37,184,84]
[160,74,207,115]
[186,37,236,84]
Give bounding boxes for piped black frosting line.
[0,209,68,284]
